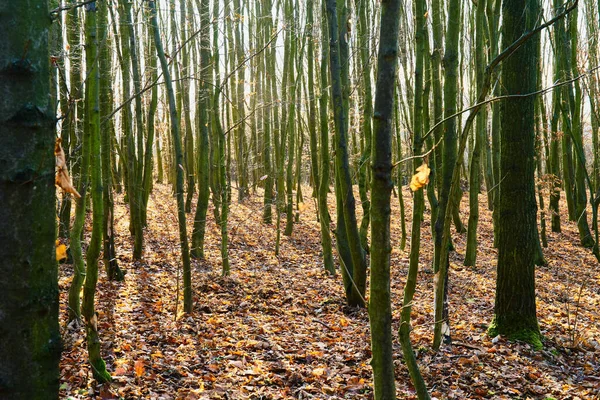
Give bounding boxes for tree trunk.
[326,0,367,307]
[369,0,402,395]
[0,1,60,396]
[489,0,542,349]
[81,3,112,382]
[191,0,211,259]
[149,0,193,314]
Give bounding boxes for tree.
[488,0,542,349]
[0,0,60,397]
[464,0,487,266]
[433,0,462,349]
[149,0,193,313]
[369,0,401,395]
[399,0,432,396]
[325,0,367,307]
[191,0,211,259]
[81,2,111,382]
[99,0,124,281]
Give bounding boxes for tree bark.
[0,0,60,396]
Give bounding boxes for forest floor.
[59,183,600,399]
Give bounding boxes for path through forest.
[59,184,600,399]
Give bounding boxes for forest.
[1,0,600,398]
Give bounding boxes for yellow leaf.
[56,242,67,261]
[409,163,430,191]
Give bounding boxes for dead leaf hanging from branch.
[55,138,81,198]
[409,163,430,192]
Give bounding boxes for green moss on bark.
[488,315,543,350]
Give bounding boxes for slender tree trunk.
[355,0,373,253]
[433,0,462,348]
[465,0,487,266]
[326,0,367,307]
[318,4,335,275]
[369,0,402,396]
[149,0,193,313]
[398,0,432,396]
[99,0,124,281]
[81,3,112,382]
[191,0,211,259]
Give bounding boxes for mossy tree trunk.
[81,3,111,382]
[464,0,487,266]
[0,0,60,396]
[326,0,367,307]
[369,0,402,396]
[489,0,542,349]
[99,0,124,281]
[142,2,158,228]
[355,0,372,253]
[318,3,335,275]
[149,0,193,313]
[181,0,195,214]
[191,0,211,259]
[284,0,297,237]
[261,0,274,224]
[399,0,431,396]
[124,0,145,258]
[433,0,462,348]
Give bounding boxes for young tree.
[317,2,335,275]
[99,0,124,281]
[191,0,211,259]
[149,0,193,313]
[0,1,60,396]
[326,0,367,307]
[81,2,111,382]
[369,0,402,395]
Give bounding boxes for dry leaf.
[55,138,81,198]
[134,359,145,377]
[55,241,67,261]
[409,163,430,191]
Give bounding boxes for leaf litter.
[59,184,600,399]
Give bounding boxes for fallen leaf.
[134,359,144,377]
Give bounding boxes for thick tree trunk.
[0,1,60,396]
[489,0,542,349]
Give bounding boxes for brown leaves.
[57,183,600,399]
[55,138,80,198]
[409,163,430,191]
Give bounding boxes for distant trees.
[0,0,60,397]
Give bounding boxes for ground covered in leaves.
[59,183,600,399]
